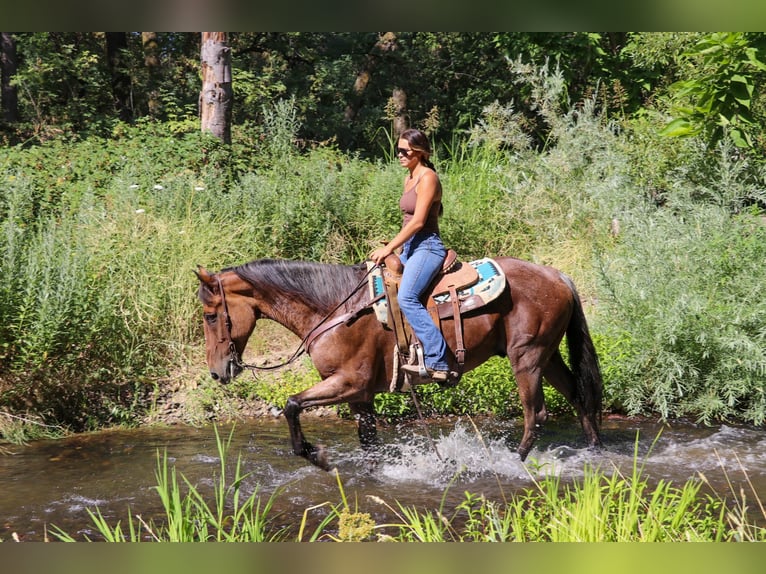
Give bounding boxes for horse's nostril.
[210,371,219,381]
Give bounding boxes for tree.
[105,32,131,122]
[661,32,766,149]
[142,32,161,118]
[343,32,398,124]
[391,87,408,136]
[199,32,232,144]
[1,32,18,123]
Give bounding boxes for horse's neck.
[237,278,325,340]
[230,261,357,340]
[258,294,324,339]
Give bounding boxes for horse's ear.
[195,265,214,284]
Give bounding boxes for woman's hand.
[369,245,392,265]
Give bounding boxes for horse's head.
[195,266,258,384]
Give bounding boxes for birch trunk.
[199,32,232,144]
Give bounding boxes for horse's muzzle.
[210,359,242,384]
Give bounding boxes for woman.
[370,129,451,382]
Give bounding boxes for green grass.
[49,426,286,542]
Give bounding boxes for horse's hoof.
[588,439,603,451]
[308,444,330,471]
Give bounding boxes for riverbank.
[144,321,342,427]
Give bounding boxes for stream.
[2,414,765,541]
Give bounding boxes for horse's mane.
[231,259,367,313]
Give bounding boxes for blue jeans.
[399,232,449,371]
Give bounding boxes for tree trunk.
[1,32,18,124]
[392,87,408,137]
[142,32,161,118]
[106,32,131,122]
[344,32,397,123]
[199,32,232,144]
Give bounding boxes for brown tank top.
[399,174,442,234]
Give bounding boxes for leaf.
[746,49,766,71]
[659,118,698,138]
[729,74,754,105]
[730,128,751,148]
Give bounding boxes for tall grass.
[50,426,285,542]
[592,135,766,425]
[2,64,766,435]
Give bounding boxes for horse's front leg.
[283,396,330,471]
[282,372,366,471]
[349,401,379,449]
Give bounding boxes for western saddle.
[380,249,479,386]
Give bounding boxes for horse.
[195,256,603,470]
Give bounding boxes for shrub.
[597,204,766,424]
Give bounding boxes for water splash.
[375,423,602,487]
[368,420,766,494]
[3,417,765,540]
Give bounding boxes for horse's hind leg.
[509,353,545,461]
[349,400,382,471]
[543,350,601,448]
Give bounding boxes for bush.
[597,203,766,424]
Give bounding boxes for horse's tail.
[562,275,603,425]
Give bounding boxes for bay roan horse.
[196,257,603,470]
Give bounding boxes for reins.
[217,265,378,373]
[216,262,441,461]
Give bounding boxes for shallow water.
[1,414,765,541]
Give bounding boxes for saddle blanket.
[367,257,506,326]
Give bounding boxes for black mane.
[232,259,367,313]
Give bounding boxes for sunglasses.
[395,147,414,157]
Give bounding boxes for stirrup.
[412,343,428,378]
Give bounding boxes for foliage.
[594,132,766,424]
[8,32,740,154]
[597,205,766,425]
[249,364,319,411]
[661,32,766,150]
[373,357,520,419]
[2,57,766,436]
[9,33,116,138]
[0,123,265,434]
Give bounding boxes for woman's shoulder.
[417,167,439,185]
[404,167,440,191]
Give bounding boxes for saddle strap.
[304,293,384,352]
[448,285,466,368]
[383,268,411,352]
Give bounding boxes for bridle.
[214,276,247,373]
[212,266,378,374]
[214,275,302,374]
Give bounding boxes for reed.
[370,435,763,542]
[50,425,284,542]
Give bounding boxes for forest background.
[1,32,766,442]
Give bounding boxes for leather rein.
[215,266,378,373]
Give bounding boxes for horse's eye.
[204,313,218,324]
